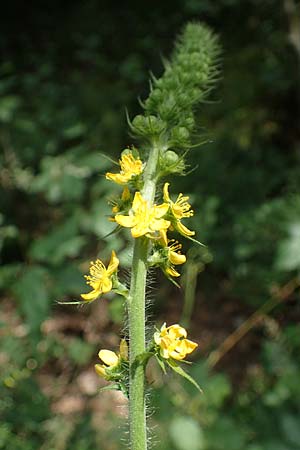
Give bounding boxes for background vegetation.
[1,1,300,449]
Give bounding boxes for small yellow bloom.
[95,349,119,379]
[154,323,198,360]
[106,151,143,185]
[163,182,195,237]
[81,251,119,302]
[157,234,186,277]
[94,340,128,380]
[115,191,170,238]
[165,240,186,277]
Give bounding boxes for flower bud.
[131,114,167,138]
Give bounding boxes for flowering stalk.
[61,21,220,450]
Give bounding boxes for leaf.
[167,359,203,393]
[169,416,204,450]
[276,222,300,271]
[12,266,50,337]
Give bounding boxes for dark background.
[1,1,300,449]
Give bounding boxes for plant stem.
[128,143,159,450]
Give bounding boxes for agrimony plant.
[62,22,220,450]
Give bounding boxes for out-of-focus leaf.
[0,96,21,122]
[280,413,300,446]
[169,416,204,450]
[276,222,300,271]
[66,338,95,365]
[12,266,50,335]
[29,217,85,265]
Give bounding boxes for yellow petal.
[167,324,187,339]
[153,203,169,218]
[176,220,195,237]
[99,349,119,367]
[94,364,107,378]
[154,331,162,346]
[169,251,186,265]
[101,277,113,293]
[182,339,198,354]
[119,339,128,360]
[115,214,137,228]
[106,172,129,185]
[159,230,168,247]
[81,288,101,302]
[131,224,149,238]
[132,191,145,211]
[165,266,181,277]
[163,182,171,203]
[107,250,119,276]
[150,218,170,231]
[160,347,170,359]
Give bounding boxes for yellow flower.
[154,323,198,360]
[157,233,186,277]
[163,182,195,237]
[95,349,119,379]
[165,240,186,277]
[81,251,119,302]
[106,151,143,185]
[115,191,170,238]
[94,340,128,380]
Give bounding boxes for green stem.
[128,143,159,450]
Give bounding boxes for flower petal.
[169,251,186,265]
[150,218,170,231]
[167,324,187,339]
[81,288,101,302]
[99,349,119,367]
[94,364,107,378]
[115,214,137,228]
[165,266,181,277]
[101,277,113,293]
[107,250,119,276]
[153,203,169,218]
[176,220,195,237]
[132,191,145,212]
[106,172,129,185]
[163,182,171,203]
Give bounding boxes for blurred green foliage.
[1,0,300,449]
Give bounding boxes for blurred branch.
[207,276,300,369]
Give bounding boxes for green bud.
[159,149,186,175]
[164,150,179,165]
[131,114,167,138]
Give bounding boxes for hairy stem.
[128,143,159,450]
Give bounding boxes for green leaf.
[169,416,204,450]
[167,359,203,393]
[12,266,50,337]
[276,222,300,271]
